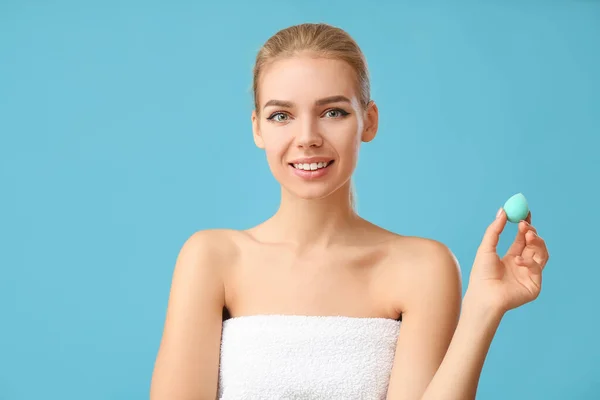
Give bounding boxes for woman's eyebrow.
[263,95,351,110]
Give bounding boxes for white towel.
[218,314,401,400]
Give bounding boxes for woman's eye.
[324,109,349,118]
[267,109,348,122]
[267,112,289,122]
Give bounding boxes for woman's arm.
[384,240,464,400]
[386,211,548,400]
[418,291,504,400]
[150,230,229,400]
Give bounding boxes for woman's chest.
[223,244,397,319]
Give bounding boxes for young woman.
[150,23,550,400]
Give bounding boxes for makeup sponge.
[503,193,529,223]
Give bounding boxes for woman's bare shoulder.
[182,228,253,257]
[362,221,462,312]
[390,235,458,267]
[357,219,450,249]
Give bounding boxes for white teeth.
[293,161,331,171]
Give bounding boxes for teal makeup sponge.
[503,193,529,223]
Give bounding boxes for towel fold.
[218,314,401,400]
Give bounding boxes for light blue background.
[1,1,598,399]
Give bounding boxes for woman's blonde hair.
[252,23,370,210]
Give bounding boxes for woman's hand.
[466,208,550,314]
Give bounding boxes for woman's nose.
[296,119,323,148]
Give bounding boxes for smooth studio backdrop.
[1,1,599,399]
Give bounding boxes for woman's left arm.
[386,209,550,400]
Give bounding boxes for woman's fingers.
[507,220,537,257]
[514,255,543,291]
[522,230,550,269]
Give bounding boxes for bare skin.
[228,218,453,321]
[150,52,549,400]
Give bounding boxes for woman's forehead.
[258,57,360,107]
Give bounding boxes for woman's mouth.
[288,160,335,180]
[290,160,334,171]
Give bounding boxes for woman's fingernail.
[496,208,503,219]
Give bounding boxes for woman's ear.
[361,100,379,143]
[252,110,265,149]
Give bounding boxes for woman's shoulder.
[359,218,457,261]
[363,221,462,309]
[386,234,461,293]
[381,234,459,277]
[181,228,251,256]
[388,234,458,268]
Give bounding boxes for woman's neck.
[259,182,360,249]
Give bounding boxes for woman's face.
[252,54,378,200]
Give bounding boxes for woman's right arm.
[150,230,227,400]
